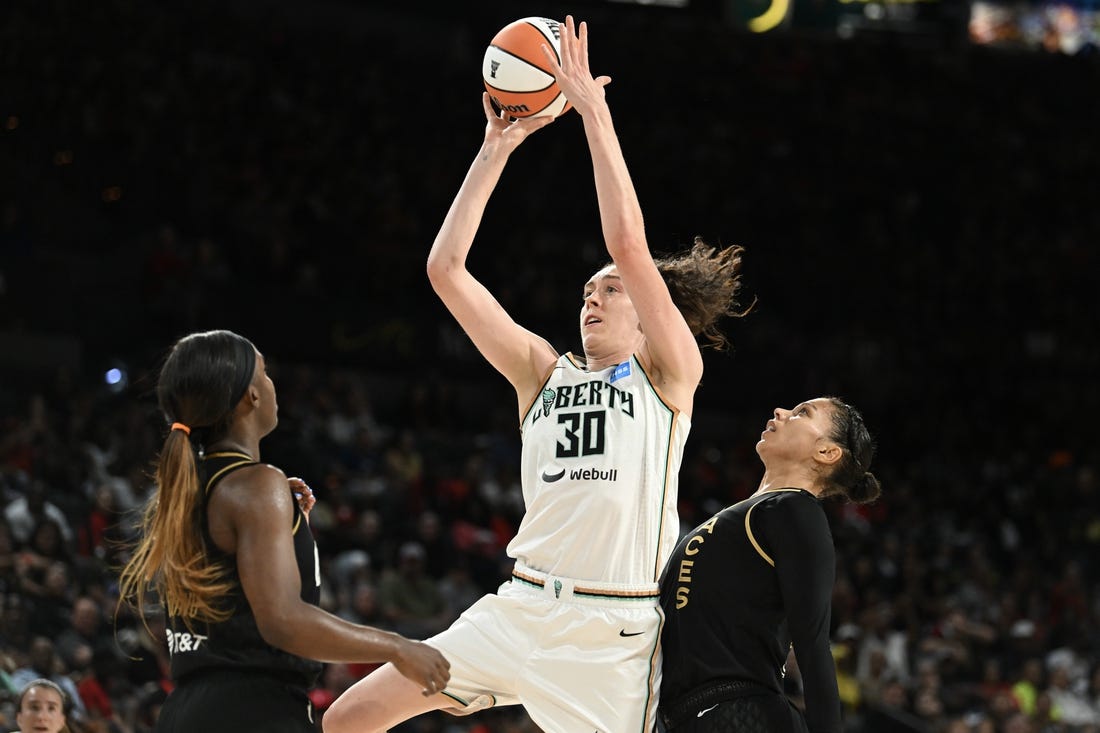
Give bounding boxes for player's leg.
[324,593,526,733]
[321,664,449,733]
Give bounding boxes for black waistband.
[659,678,771,730]
[175,666,311,690]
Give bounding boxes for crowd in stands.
[1,0,1097,731]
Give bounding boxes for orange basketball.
[482,17,571,119]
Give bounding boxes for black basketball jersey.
[659,489,843,733]
[166,452,323,687]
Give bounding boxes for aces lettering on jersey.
[675,515,718,609]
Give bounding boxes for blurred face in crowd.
[28,638,56,673]
[16,684,66,733]
[71,598,101,637]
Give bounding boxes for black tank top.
[166,451,323,688]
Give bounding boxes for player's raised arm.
[426,93,558,406]
[545,17,703,411]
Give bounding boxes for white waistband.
[510,563,660,607]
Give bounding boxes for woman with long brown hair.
[117,329,449,732]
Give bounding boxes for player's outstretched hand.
[544,16,611,117]
[392,638,451,698]
[481,92,554,154]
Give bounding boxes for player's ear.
[813,439,842,467]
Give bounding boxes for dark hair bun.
[848,471,882,505]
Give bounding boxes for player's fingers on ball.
[539,42,555,68]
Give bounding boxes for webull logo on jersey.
[540,464,619,483]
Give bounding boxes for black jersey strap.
[203,452,257,495]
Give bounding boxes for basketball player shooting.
[322,16,747,733]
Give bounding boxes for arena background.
[1,0,1097,731]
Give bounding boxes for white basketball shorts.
[427,563,665,733]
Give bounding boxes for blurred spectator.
[0,520,21,597]
[857,600,912,689]
[376,542,449,639]
[75,485,128,565]
[1032,689,1060,732]
[436,560,482,624]
[336,582,385,628]
[131,683,166,733]
[21,561,73,642]
[1047,661,1100,728]
[1014,658,1047,716]
[75,647,128,733]
[116,614,170,698]
[5,482,73,548]
[861,678,927,733]
[56,597,112,674]
[12,678,69,733]
[409,510,455,580]
[11,637,86,723]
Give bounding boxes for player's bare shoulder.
[214,462,293,513]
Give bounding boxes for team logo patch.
[541,388,556,416]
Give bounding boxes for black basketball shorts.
[156,670,315,733]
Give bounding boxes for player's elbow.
[426,251,461,290]
[253,603,303,652]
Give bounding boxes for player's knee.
[322,695,383,733]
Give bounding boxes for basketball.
[482,17,571,119]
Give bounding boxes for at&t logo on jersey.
[166,629,208,654]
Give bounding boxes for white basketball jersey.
[508,353,690,585]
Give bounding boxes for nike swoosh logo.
[541,468,566,482]
[619,629,644,637]
[697,704,719,718]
